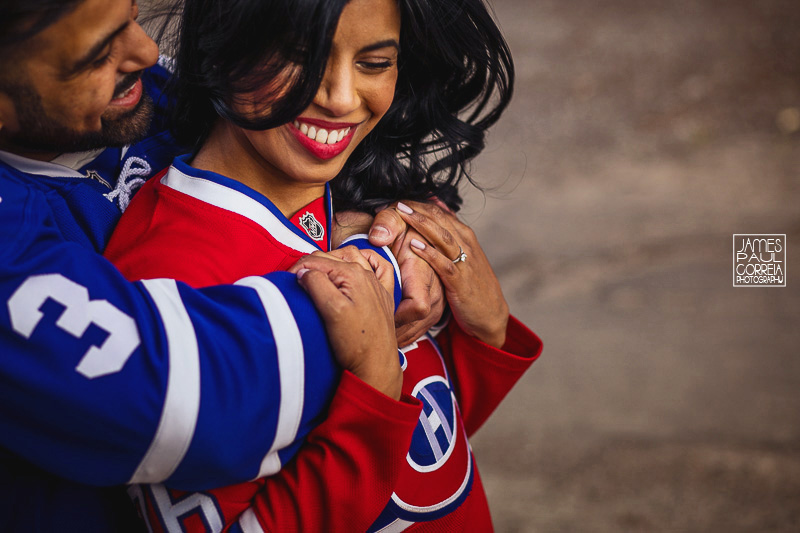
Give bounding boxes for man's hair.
[0,0,83,66]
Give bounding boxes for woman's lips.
[289,119,359,160]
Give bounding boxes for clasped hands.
[288,201,509,399]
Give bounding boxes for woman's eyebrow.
[358,39,400,54]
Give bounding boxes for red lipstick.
[289,118,359,160]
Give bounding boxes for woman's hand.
[393,200,510,348]
[289,251,402,400]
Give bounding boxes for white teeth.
[114,83,135,100]
[295,122,351,144]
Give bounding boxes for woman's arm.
[388,200,543,433]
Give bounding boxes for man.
[0,0,440,530]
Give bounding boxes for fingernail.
[410,238,426,250]
[396,202,413,215]
[370,226,389,240]
[296,268,309,279]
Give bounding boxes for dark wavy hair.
[159,0,514,212]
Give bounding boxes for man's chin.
[2,92,154,155]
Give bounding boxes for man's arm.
[132,371,422,533]
[0,177,387,490]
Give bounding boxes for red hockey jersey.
[105,155,542,532]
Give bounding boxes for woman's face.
[234,0,401,192]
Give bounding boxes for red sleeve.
[239,371,421,532]
[436,314,542,436]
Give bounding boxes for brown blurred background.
[464,0,800,531]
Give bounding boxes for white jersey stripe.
[341,234,403,289]
[375,518,415,533]
[162,167,317,254]
[238,508,266,533]
[129,279,201,483]
[235,276,306,478]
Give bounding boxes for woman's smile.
[289,117,360,160]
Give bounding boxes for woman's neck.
[192,121,325,218]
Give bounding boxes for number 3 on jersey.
[8,273,140,378]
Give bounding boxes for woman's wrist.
[351,353,403,400]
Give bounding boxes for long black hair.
[159,0,514,212]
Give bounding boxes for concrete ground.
[465,0,800,531]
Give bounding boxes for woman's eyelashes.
[357,59,396,72]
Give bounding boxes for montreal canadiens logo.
[408,376,458,471]
[373,371,473,527]
[299,211,324,241]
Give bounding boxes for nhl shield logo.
[299,212,324,241]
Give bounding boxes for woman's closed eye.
[357,59,396,72]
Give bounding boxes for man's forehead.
[24,0,133,74]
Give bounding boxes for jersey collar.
[163,154,332,254]
[0,149,86,178]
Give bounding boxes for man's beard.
[0,75,154,154]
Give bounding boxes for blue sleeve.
[0,178,339,490]
[339,233,403,308]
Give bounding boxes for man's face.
[0,0,159,158]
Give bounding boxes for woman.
[106,0,541,530]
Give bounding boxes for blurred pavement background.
[465,0,800,531]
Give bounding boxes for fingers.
[288,253,351,280]
[395,202,461,262]
[396,320,426,348]
[289,247,395,307]
[295,267,347,311]
[393,253,438,325]
[325,245,374,272]
[368,207,408,247]
[408,237,460,287]
[391,231,447,345]
[358,248,396,298]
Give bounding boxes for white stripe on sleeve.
[235,276,305,478]
[238,508,266,533]
[341,233,402,289]
[129,278,201,483]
